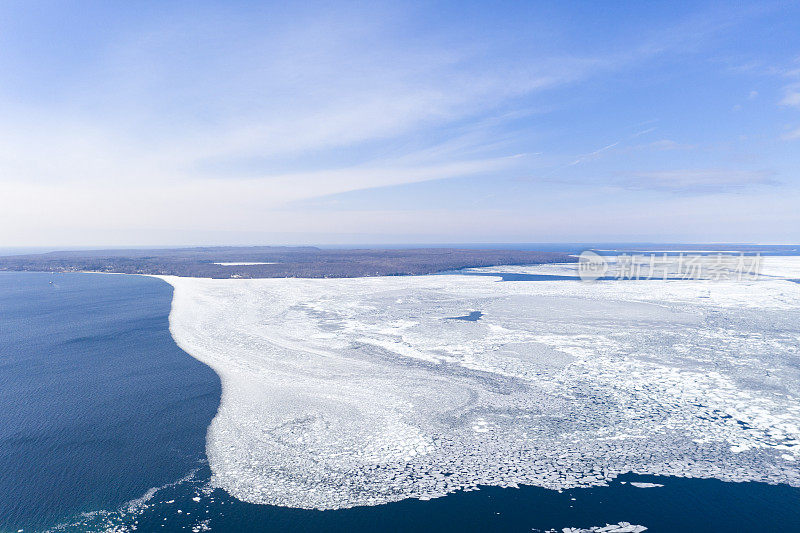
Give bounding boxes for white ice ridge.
[160,259,800,510]
[628,482,663,488]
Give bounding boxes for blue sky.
[1,0,799,246]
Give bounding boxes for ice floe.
[561,521,647,532]
[159,259,800,509]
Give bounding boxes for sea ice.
[159,258,800,509]
[562,522,647,533]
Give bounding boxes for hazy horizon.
[1,241,797,258]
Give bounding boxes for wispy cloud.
[566,142,620,167]
[780,85,800,108]
[633,139,697,151]
[618,169,777,193]
[781,127,800,140]
[0,5,611,189]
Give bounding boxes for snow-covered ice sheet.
[160,262,800,509]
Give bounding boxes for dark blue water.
[447,311,483,321]
[0,272,220,532]
[2,272,799,532]
[60,468,800,532]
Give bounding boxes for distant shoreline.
[0,246,574,279]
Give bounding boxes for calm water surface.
[0,272,220,532]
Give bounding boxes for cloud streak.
[618,169,777,193]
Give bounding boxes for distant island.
[0,246,573,279]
